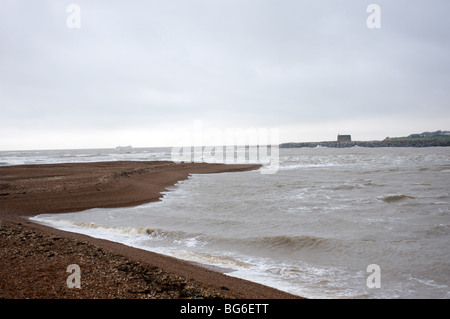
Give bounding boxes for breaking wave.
[29,217,203,246]
[254,235,340,253]
[31,216,347,260]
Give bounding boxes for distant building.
[337,134,352,143]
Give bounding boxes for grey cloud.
[1,0,449,149]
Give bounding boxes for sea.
[1,146,449,299]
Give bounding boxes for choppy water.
[0,147,173,166]
[2,147,449,298]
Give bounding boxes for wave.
[246,235,343,254]
[30,217,203,246]
[171,251,253,270]
[424,224,450,237]
[381,194,416,203]
[280,163,343,170]
[322,182,377,191]
[32,215,347,258]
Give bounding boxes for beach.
[0,160,300,299]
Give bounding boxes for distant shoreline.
[280,138,450,148]
[282,130,450,148]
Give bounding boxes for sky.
[1,0,449,150]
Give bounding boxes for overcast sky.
[1,0,449,150]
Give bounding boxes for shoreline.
[0,161,301,299]
[280,139,450,148]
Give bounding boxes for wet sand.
[0,161,301,299]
